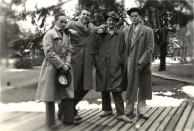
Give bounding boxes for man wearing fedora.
[123,7,154,119]
[93,11,132,123]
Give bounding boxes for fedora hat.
[56,70,72,88]
[106,11,120,22]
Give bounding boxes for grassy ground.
[1,76,191,104]
[1,63,193,104]
[152,63,194,80]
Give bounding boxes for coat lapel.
[124,25,133,53]
[130,24,144,50]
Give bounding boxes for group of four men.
[36,7,154,124]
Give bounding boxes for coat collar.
[104,28,119,36]
[130,23,144,49]
[54,26,63,38]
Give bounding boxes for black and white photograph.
[0,0,194,130]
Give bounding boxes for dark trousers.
[73,86,89,115]
[101,91,124,116]
[58,99,74,124]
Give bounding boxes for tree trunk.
[159,44,167,71]
[159,30,168,71]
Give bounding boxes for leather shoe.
[125,112,134,117]
[100,111,113,117]
[139,113,149,119]
[74,115,82,121]
[117,115,133,123]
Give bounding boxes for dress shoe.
[100,111,113,117]
[125,112,134,117]
[139,113,149,119]
[74,115,82,121]
[63,119,81,125]
[117,115,133,123]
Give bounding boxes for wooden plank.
[184,101,194,131]
[119,107,151,131]
[68,109,103,131]
[94,111,117,131]
[102,108,131,131]
[140,107,166,130]
[0,112,37,126]
[87,110,118,131]
[148,107,172,131]
[175,101,193,131]
[57,109,98,131]
[165,101,187,131]
[1,112,44,131]
[36,109,89,131]
[0,111,28,122]
[129,107,158,131]
[80,110,115,131]
[109,119,125,131]
[101,115,120,131]
[157,106,179,131]
[37,109,93,131]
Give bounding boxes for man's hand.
[62,64,69,71]
[97,28,104,34]
[68,29,78,36]
[137,63,143,72]
[97,24,107,34]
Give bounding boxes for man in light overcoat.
[123,7,154,119]
[36,13,75,124]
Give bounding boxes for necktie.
[59,30,63,37]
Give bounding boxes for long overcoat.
[93,30,126,92]
[36,27,73,102]
[66,21,96,91]
[123,24,154,101]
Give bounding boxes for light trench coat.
[123,24,154,101]
[36,27,73,102]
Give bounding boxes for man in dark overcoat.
[66,9,96,119]
[123,7,154,119]
[93,11,132,123]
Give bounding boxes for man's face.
[55,16,67,29]
[130,12,141,25]
[79,10,90,24]
[106,17,117,29]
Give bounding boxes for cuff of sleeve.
[65,61,71,68]
[137,61,143,67]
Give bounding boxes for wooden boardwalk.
[1,100,194,131]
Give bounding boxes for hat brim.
[105,14,120,22]
[127,8,142,16]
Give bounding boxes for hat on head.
[127,7,142,16]
[106,11,120,22]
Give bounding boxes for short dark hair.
[54,13,66,20]
[127,7,142,16]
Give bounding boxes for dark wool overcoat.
[93,30,126,92]
[66,21,96,91]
